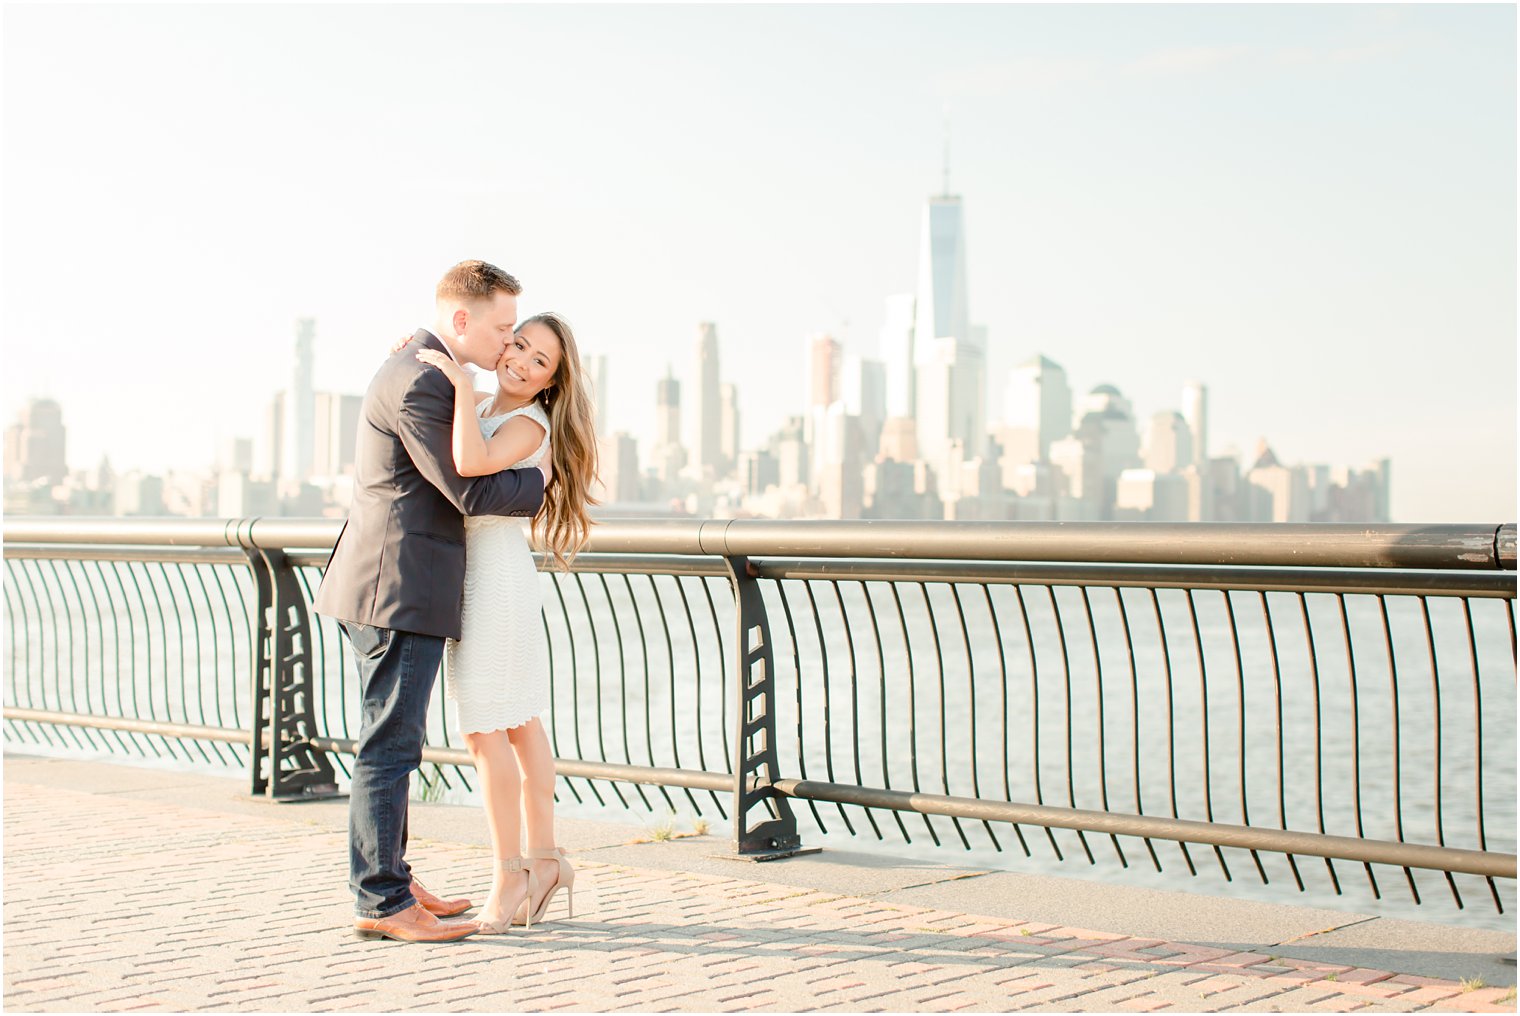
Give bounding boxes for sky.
[2,3,1515,522]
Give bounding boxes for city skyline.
[2,5,1514,521]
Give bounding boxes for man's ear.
[453,307,469,337]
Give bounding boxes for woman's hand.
[416,349,472,389]
[390,335,411,354]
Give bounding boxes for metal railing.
[4,517,1516,912]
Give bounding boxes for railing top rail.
[4,516,1516,571]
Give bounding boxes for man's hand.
[416,349,472,389]
[539,441,553,486]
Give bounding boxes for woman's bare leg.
[506,718,560,907]
[465,729,529,923]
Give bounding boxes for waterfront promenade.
[4,754,1514,1013]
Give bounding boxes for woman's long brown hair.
[522,313,599,568]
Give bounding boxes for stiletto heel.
[474,857,537,935]
[517,846,575,924]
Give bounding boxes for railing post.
[240,532,338,800]
[723,555,817,860]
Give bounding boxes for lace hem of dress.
[455,707,548,737]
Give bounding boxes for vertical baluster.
[1013,584,1062,861]
[1114,587,1160,872]
[1049,585,1094,865]
[951,583,1000,851]
[1258,592,1304,893]
[923,582,971,851]
[1460,597,1501,912]
[855,581,896,842]
[1149,589,1195,876]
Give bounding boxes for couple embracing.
[313,260,598,943]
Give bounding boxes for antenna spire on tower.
[941,105,951,196]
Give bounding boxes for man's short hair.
[436,260,522,305]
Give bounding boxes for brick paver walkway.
[3,779,1514,1013]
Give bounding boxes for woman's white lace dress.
[445,398,552,735]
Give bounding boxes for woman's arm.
[415,350,499,476]
[463,416,548,478]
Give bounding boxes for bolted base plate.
[711,846,824,863]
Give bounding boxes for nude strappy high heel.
[516,846,574,925]
[474,857,538,935]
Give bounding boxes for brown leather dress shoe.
[410,879,473,918]
[354,902,477,943]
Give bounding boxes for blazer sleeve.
[397,370,546,518]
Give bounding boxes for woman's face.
[497,321,563,402]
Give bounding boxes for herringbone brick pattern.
[3,780,1512,1013]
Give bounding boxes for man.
[313,260,548,943]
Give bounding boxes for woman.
[413,312,598,933]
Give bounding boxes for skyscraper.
[254,391,285,480]
[914,196,970,367]
[3,398,67,484]
[1003,355,1072,463]
[653,366,686,482]
[693,323,721,473]
[1143,412,1193,475]
[586,354,610,437]
[719,383,740,468]
[879,293,915,417]
[1182,380,1208,470]
[842,354,886,458]
[911,175,984,467]
[809,334,842,410]
[312,392,363,479]
[282,318,315,482]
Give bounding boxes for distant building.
[585,354,610,437]
[863,458,940,520]
[281,318,315,483]
[914,195,971,371]
[1182,380,1208,470]
[911,182,985,471]
[1208,455,1243,522]
[719,383,740,470]
[692,323,722,475]
[915,336,986,483]
[738,449,779,497]
[254,391,285,480]
[220,437,253,475]
[808,334,842,411]
[595,432,641,504]
[1066,384,1142,517]
[842,355,886,460]
[3,397,67,484]
[1143,411,1193,475]
[312,392,362,480]
[771,416,809,489]
[1002,354,1072,464]
[1115,468,1190,521]
[812,404,864,519]
[879,293,916,418]
[114,471,165,516]
[1245,441,1309,522]
[876,416,919,464]
[651,367,686,484]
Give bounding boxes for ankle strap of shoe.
[525,847,565,859]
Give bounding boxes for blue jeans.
[341,621,446,919]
